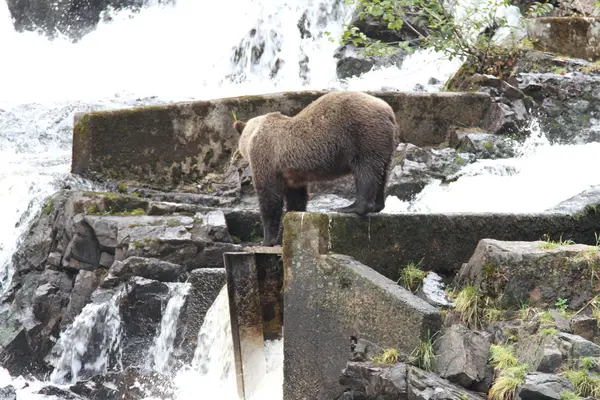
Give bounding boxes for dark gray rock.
[61,269,107,329]
[118,277,171,369]
[5,0,173,41]
[556,332,600,358]
[387,161,432,201]
[406,366,485,400]
[570,315,599,342]
[0,385,16,400]
[433,325,492,391]
[457,239,600,309]
[37,385,82,399]
[516,334,563,373]
[63,214,101,270]
[455,131,516,159]
[517,372,574,400]
[350,338,384,362]
[549,310,571,333]
[104,256,184,284]
[339,361,408,399]
[178,268,226,365]
[334,44,407,80]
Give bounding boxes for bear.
[233,90,398,246]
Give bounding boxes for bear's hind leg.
[335,160,380,216]
[284,186,308,212]
[372,162,390,213]
[256,181,285,246]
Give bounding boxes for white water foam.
[49,288,125,385]
[147,282,191,375]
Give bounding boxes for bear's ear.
[233,121,246,135]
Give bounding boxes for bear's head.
[233,116,265,160]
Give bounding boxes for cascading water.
[146,282,191,375]
[49,288,126,385]
[1,0,600,397]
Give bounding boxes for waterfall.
[49,288,125,385]
[146,282,191,375]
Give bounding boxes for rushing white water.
[147,282,191,375]
[49,288,125,385]
[173,284,284,400]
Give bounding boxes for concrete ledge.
[526,17,600,60]
[71,90,491,188]
[282,212,442,400]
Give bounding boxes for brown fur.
[233,91,398,246]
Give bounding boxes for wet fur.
[233,91,397,246]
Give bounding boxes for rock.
[417,271,455,308]
[118,277,171,369]
[63,214,101,270]
[350,338,383,362]
[387,161,433,201]
[178,268,226,365]
[433,325,492,391]
[115,366,177,400]
[457,239,600,309]
[517,372,575,400]
[516,333,564,373]
[0,385,16,400]
[525,17,600,61]
[61,269,108,329]
[556,332,600,359]
[547,185,600,214]
[455,131,516,159]
[5,0,170,41]
[339,361,407,398]
[104,256,185,284]
[0,268,73,378]
[37,385,82,399]
[406,365,485,400]
[549,309,572,333]
[517,71,600,143]
[570,315,599,342]
[334,44,407,80]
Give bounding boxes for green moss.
[42,197,55,216]
[117,183,127,193]
[231,235,242,244]
[484,140,494,150]
[167,220,180,226]
[372,348,400,365]
[540,327,557,336]
[455,155,466,165]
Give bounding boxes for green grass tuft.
[371,348,400,365]
[399,260,426,293]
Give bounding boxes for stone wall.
[71,90,492,189]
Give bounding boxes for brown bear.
[233,90,397,246]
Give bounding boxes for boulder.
[338,361,408,398]
[525,17,600,60]
[457,239,600,309]
[515,333,564,373]
[406,366,485,400]
[433,325,492,391]
[556,332,600,359]
[455,131,516,159]
[103,256,185,285]
[517,372,575,400]
[334,44,407,80]
[570,315,599,342]
[5,0,170,41]
[61,269,108,329]
[547,185,600,214]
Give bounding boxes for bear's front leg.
[256,180,285,247]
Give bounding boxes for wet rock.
[348,4,429,44]
[433,325,492,391]
[338,361,407,398]
[37,385,82,399]
[0,385,16,400]
[69,373,119,400]
[63,214,101,270]
[455,131,516,159]
[104,256,185,284]
[570,315,599,342]
[387,161,432,201]
[517,372,574,400]
[0,268,73,378]
[457,239,600,309]
[178,268,226,364]
[350,338,383,362]
[517,71,600,143]
[406,365,485,400]
[334,44,407,80]
[118,277,171,369]
[547,185,600,214]
[556,332,600,358]
[417,271,455,308]
[61,269,108,329]
[115,366,177,400]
